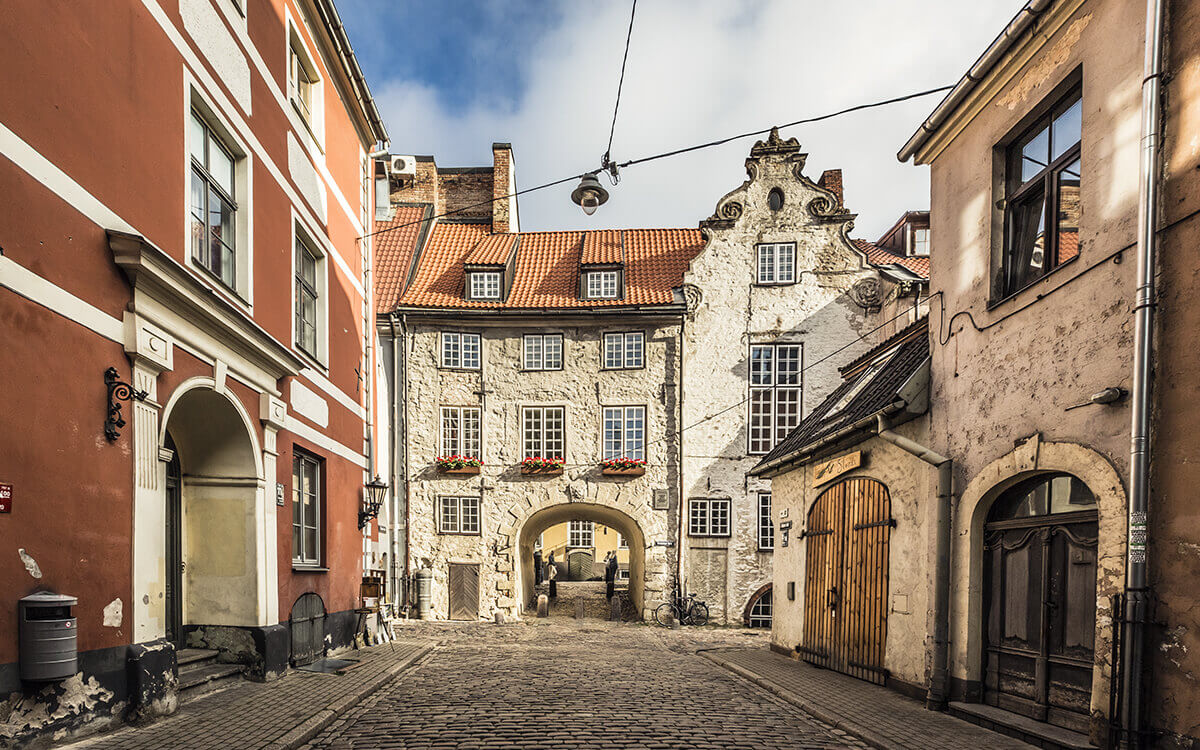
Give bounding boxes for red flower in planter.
[522,456,565,471]
[435,455,483,470]
[600,457,647,470]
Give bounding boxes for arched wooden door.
[983,473,1098,733]
[801,478,891,684]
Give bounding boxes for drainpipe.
[400,314,412,609]
[875,414,953,710]
[676,312,686,601]
[1121,0,1166,744]
[387,314,402,608]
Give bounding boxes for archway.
[516,503,647,620]
[161,381,263,634]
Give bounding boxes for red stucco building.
[0,0,389,741]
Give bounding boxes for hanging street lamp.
[571,173,609,216]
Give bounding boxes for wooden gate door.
[289,593,326,666]
[448,563,479,621]
[801,478,891,684]
[568,550,593,581]
[983,473,1098,733]
[164,433,183,647]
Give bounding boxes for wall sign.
[276,483,285,507]
[812,451,863,487]
[0,483,10,513]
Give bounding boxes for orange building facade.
[0,0,388,741]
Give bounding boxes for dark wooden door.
[448,563,479,621]
[983,474,1098,733]
[290,593,326,666]
[801,478,891,684]
[164,434,183,647]
[568,550,593,581]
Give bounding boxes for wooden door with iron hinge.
[448,563,480,621]
[801,477,892,684]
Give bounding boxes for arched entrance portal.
[161,382,264,637]
[982,472,1098,733]
[517,503,647,619]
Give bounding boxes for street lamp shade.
[571,174,609,216]
[359,475,389,529]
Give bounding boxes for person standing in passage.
[533,550,543,587]
[547,556,558,600]
[604,550,618,601]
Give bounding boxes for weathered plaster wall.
[768,419,936,689]
[404,317,680,620]
[680,133,885,623]
[919,0,1142,738]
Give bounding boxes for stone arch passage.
[516,503,647,620]
[161,382,264,633]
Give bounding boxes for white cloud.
[373,0,1025,239]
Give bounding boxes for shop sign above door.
[812,451,862,487]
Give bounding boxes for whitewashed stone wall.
[679,130,885,624]
[402,316,682,620]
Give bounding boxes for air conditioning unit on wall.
[389,155,416,178]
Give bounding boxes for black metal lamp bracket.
[105,366,149,442]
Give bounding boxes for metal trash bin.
[19,591,78,681]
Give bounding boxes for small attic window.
[583,269,621,299]
[768,188,784,212]
[468,270,502,300]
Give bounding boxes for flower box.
[435,456,482,474]
[440,466,481,475]
[521,457,565,476]
[601,466,645,477]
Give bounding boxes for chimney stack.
[491,143,517,233]
[818,169,844,208]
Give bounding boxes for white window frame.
[524,334,564,371]
[437,496,481,535]
[292,450,321,565]
[470,271,502,300]
[748,343,802,455]
[585,270,620,299]
[185,90,253,306]
[912,228,930,257]
[756,242,796,285]
[689,498,731,537]
[439,406,481,459]
[602,405,645,460]
[747,589,772,628]
[522,406,566,460]
[440,332,481,370]
[292,221,328,365]
[569,520,594,548]
[757,492,774,551]
[286,17,324,146]
[602,332,644,369]
[618,533,628,549]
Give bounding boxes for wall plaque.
[812,451,863,487]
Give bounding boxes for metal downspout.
[387,314,401,609]
[875,414,953,709]
[1121,0,1166,744]
[676,312,686,601]
[400,314,412,611]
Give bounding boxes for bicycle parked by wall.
[654,592,709,626]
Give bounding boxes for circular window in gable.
[768,188,784,211]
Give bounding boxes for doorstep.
[948,702,1096,750]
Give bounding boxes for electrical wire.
[358,84,953,242]
[604,0,638,166]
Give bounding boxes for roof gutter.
[897,0,1053,163]
[749,402,905,478]
[311,0,389,144]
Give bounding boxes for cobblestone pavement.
[303,621,868,749]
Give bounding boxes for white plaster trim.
[139,0,364,298]
[0,256,124,342]
[300,366,363,418]
[284,414,368,469]
[0,121,135,234]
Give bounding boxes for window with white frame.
[756,243,796,285]
[440,332,481,369]
[747,589,772,628]
[758,492,774,550]
[288,36,319,130]
[439,407,481,458]
[603,332,644,369]
[189,109,238,290]
[295,236,320,357]
[524,334,563,370]
[585,270,620,299]
[438,496,481,535]
[689,498,731,537]
[569,520,594,548]
[469,271,502,300]
[523,406,565,459]
[603,406,645,460]
[749,343,802,454]
[618,533,628,549]
[912,228,930,257]
[292,450,321,565]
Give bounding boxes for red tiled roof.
[373,204,429,313]
[465,233,517,265]
[852,238,930,279]
[581,229,623,265]
[395,225,704,310]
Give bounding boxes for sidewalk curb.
[699,650,899,750]
[265,644,433,750]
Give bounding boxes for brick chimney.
[818,169,844,208]
[491,143,517,233]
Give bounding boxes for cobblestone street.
[302,622,866,749]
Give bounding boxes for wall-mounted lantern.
[359,476,388,529]
[104,367,148,442]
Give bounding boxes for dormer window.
[911,228,929,257]
[584,270,620,299]
[469,270,502,300]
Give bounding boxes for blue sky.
[339,1,1028,238]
